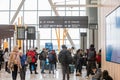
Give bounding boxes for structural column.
[89,26,98,50]
[80,33,87,50]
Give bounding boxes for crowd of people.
[0,44,113,80]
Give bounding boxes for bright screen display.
[106,7,120,63]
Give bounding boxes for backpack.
[20,54,27,66]
[88,50,96,61]
[39,51,43,60]
[66,51,73,64]
[59,50,73,64]
[48,53,55,63]
[39,51,46,60]
[27,55,32,63]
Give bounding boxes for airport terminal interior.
[0,0,120,80]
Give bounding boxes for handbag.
[8,61,14,71]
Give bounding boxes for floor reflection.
[0,66,89,80]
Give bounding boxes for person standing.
[58,45,72,80]
[26,48,38,74]
[0,47,3,71]
[33,47,39,73]
[40,48,48,73]
[74,49,83,75]
[96,49,101,68]
[3,48,10,73]
[87,44,96,77]
[48,50,57,74]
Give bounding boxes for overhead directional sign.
[39,16,88,28]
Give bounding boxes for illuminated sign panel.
[39,16,88,28]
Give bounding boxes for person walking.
[18,47,27,80]
[39,48,48,73]
[74,49,83,75]
[8,46,21,80]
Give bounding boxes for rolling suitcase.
[69,64,75,73]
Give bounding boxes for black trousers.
[62,64,70,80]
[20,66,26,80]
[97,62,101,68]
[12,65,18,80]
[0,63,1,71]
[55,62,57,70]
[76,63,82,73]
[5,62,8,71]
[87,61,96,76]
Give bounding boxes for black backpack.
[39,51,47,60]
[88,50,96,61]
[59,50,73,64]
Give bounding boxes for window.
[39,28,51,39]
[24,11,37,24]
[38,11,51,16]
[0,12,9,24]
[10,11,23,24]
[11,0,23,10]
[52,28,64,39]
[38,0,51,10]
[24,0,37,10]
[68,28,80,39]
[0,0,9,10]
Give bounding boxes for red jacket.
[96,54,101,63]
[27,50,36,63]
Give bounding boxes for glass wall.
[0,0,87,52]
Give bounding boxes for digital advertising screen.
[45,43,53,51]
[106,6,120,63]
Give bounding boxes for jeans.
[49,63,54,73]
[29,62,37,73]
[41,60,46,73]
[20,66,26,80]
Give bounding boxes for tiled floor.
[0,64,91,80]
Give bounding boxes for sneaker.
[53,72,54,74]
[41,72,45,74]
[86,76,89,79]
[35,72,38,74]
[76,72,80,76]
